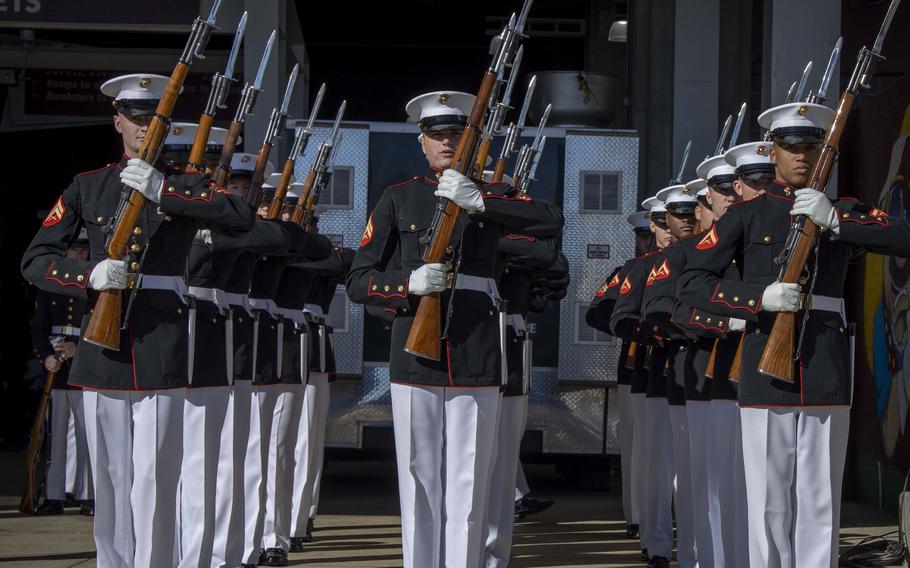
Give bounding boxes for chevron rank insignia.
[42,196,66,227]
[696,225,719,250]
[647,260,671,285]
[359,213,374,247]
[619,276,633,295]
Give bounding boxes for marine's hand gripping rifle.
[82,1,224,351]
[404,0,533,361]
[757,0,900,383]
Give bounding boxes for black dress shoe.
[647,556,669,568]
[302,518,314,542]
[36,500,64,515]
[259,547,288,567]
[240,564,256,568]
[625,523,639,539]
[80,500,94,516]
[514,496,555,517]
[289,537,305,553]
[639,548,649,561]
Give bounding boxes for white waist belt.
[274,306,309,326]
[51,325,81,336]
[807,294,846,324]
[249,297,279,319]
[137,274,187,304]
[187,286,230,312]
[454,274,500,306]
[304,303,325,323]
[221,292,253,315]
[506,314,526,334]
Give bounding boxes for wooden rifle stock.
[211,120,243,187]
[19,368,56,514]
[729,332,745,383]
[705,339,719,379]
[623,341,638,370]
[83,63,190,351]
[404,72,498,360]
[757,91,854,382]
[267,159,296,219]
[186,113,215,173]
[474,138,492,178]
[291,168,319,226]
[492,155,508,183]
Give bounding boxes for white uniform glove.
[408,263,449,296]
[760,282,802,312]
[728,318,746,332]
[791,188,839,234]
[196,229,213,246]
[89,259,128,291]
[120,158,165,203]
[434,169,485,212]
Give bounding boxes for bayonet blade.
[817,37,842,101]
[873,0,901,53]
[784,81,798,104]
[205,0,223,25]
[675,140,692,184]
[223,11,247,79]
[306,83,327,131]
[714,115,732,156]
[528,136,546,180]
[254,30,277,90]
[795,61,813,102]
[730,102,748,148]
[501,46,524,109]
[516,75,537,129]
[516,0,534,34]
[532,103,552,148]
[280,64,299,114]
[328,101,347,146]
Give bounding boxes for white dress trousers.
[391,383,501,568]
[178,386,234,568]
[291,373,330,536]
[740,406,850,568]
[642,397,674,560]
[307,376,331,521]
[88,389,184,568]
[484,394,529,568]
[617,384,639,526]
[669,403,697,567]
[686,399,717,567]
[225,380,255,567]
[260,383,304,552]
[629,392,648,545]
[514,462,530,502]
[47,388,92,501]
[711,398,748,567]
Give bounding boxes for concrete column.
[763,0,841,110]
[673,0,720,179]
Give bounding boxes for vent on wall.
[327,288,350,333]
[574,302,615,345]
[322,166,354,209]
[580,170,622,213]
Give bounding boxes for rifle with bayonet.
[267,83,327,219]
[291,101,347,227]
[473,45,525,175]
[186,11,246,173]
[757,0,900,383]
[494,74,536,183]
[211,30,276,187]
[404,0,533,361]
[82,1,225,351]
[246,64,299,209]
[512,103,551,194]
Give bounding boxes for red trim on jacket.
[504,234,536,241]
[388,177,423,190]
[75,163,115,177]
[366,276,408,299]
[687,309,726,332]
[709,283,760,313]
[44,261,89,289]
